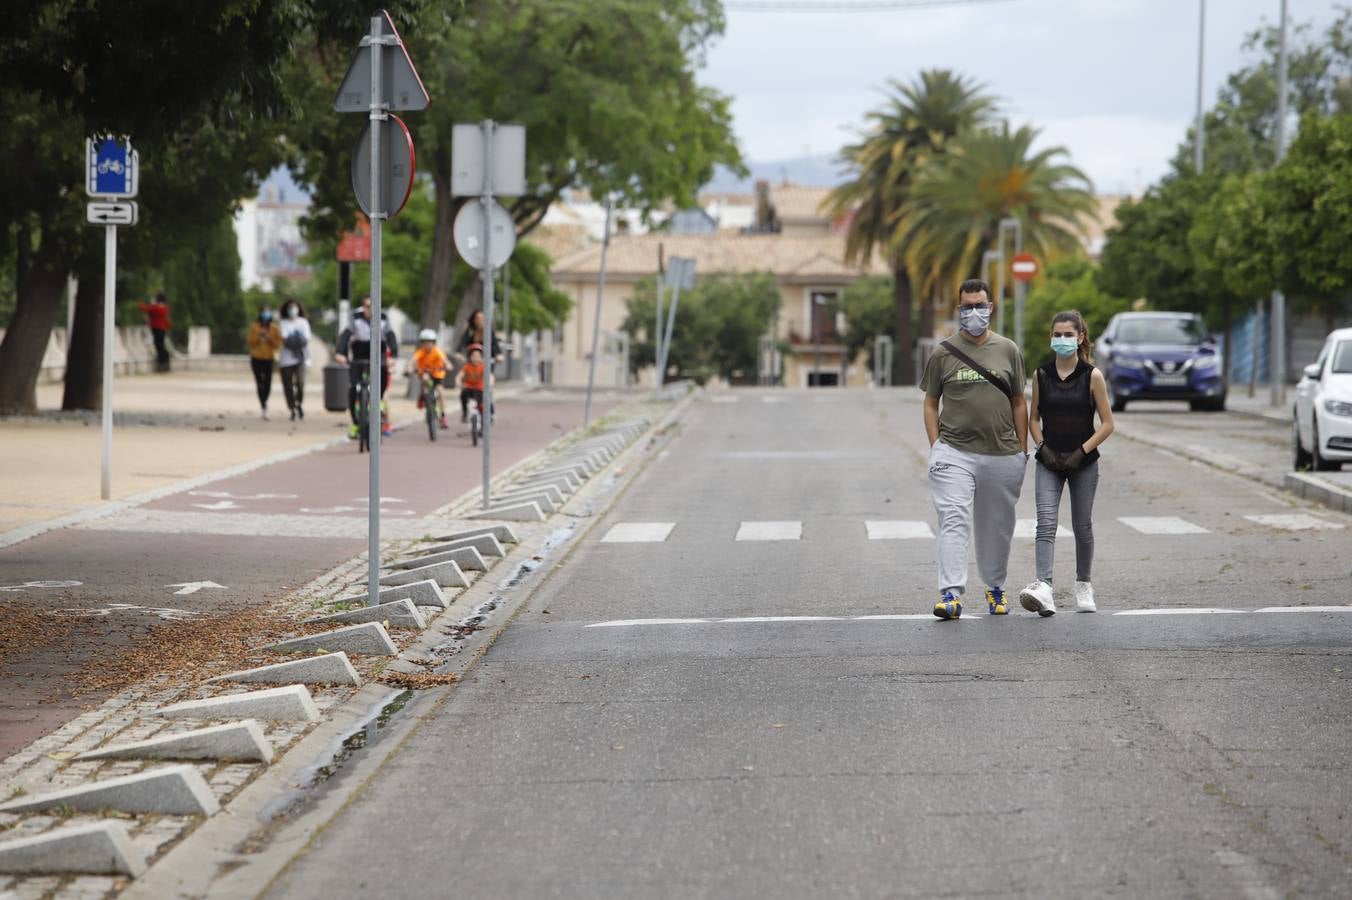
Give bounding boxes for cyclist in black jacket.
[335,296,399,438]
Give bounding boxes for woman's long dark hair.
[1052,310,1094,365]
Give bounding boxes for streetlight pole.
[999,217,1022,349]
[1195,0,1206,174]
[1270,0,1288,407]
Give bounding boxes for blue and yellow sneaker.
[933,592,962,620]
[348,423,359,440]
[986,587,1009,615]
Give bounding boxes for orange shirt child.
[412,345,449,381]
[460,360,485,390]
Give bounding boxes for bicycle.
[352,365,372,454]
[467,392,484,447]
[420,374,443,442]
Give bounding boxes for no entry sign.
[1010,253,1039,283]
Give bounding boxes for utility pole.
[1195,0,1206,174]
[1270,0,1288,407]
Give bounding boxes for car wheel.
[1312,421,1343,472]
[1108,379,1127,412]
[1293,416,1312,470]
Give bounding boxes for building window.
[810,291,839,343]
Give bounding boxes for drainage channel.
[424,524,576,668]
[246,687,417,850]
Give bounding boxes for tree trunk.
[420,173,459,329]
[0,249,67,416]
[62,268,105,411]
[892,264,915,386]
[450,274,482,346]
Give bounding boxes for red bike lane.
[0,393,615,758]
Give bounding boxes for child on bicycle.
[410,328,450,430]
[455,343,493,423]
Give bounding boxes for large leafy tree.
[291,0,742,335]
[825,70,995,384]
[0,0,390,414]
[893,122,1095,347]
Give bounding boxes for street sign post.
[655,257,695,392]
[85,137,140,501]
[1009,252,1037,353]
[584,199,613,426]
[452,120,526,508]
[334,10,429,606]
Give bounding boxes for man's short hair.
[959,278,991,300]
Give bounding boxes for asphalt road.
[0,392,613,758]
[268,389,1352,899]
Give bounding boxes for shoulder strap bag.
[940,339,1014,399]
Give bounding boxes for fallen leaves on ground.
[377,670,460,690]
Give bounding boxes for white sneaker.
[1019,581,1056,617]
[1075,581,1096,613]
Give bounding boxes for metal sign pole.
[653,278,665,393]
[366,15,385,606]
[584,198,612,425]
[100,224,116,499]
[481,120,496,509]
[1270,0,1288,407]
[657,267,684,389]
[1011,222,1024,351]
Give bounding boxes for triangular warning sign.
[333,10,430,113]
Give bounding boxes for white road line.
[866,520,935,540]
[600,522,677,543]
[1254,605,1352,613]
[1113,608,1246,616]
[1243,513,1345,532]
[1118,516,1210,535]
[761,396,786,404]
[587,618,712,628]
[585,615,980,628]
[710,396,739,404]
[735,521,802,541]
[1014,519,1073,539]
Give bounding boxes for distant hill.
[705,154,848,193]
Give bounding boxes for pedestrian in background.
[277,298,311,421]
[247,305,282,420]
[137,292,171,372]
[920,278,1029,620]
[1019,310,1115,616]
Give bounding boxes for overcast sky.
[701,0,1343,195]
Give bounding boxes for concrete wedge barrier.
[0,765,220,816]
[156,685,320,723]
[467,501,546,523]
[379,559,470,589]
[389,546,487,573]
[331,580,448,610]
[408,533,504,559]
[0,822,147,877]
[266,622,398,657]
[433,524,519,545]
[489,492,557,515]
[305,600,427,631]
[76,721,273,764]
[210,652,362,686]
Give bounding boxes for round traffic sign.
[1010,253,1040,283]
[453,200,516,270]
[351,114,416,218]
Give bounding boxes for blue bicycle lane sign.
[86,137,138,198]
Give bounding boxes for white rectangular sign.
[86,201,138,226]
[451,122,526,197]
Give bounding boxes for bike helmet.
[466,342,484,355]
[418,328,437,342]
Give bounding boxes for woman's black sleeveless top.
[1038,360,1100,464]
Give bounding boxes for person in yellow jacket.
[247,306,283,420]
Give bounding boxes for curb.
[1283,471,1352,514]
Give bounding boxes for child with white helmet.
[410,328,451,430]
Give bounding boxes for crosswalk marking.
[585,607,1352,628]
[735,521,802,541]
[600,522,676,543]
[761,396,786,404]
[1256,605,1352,612]
[710,396,739,404]
[1014,519,1073,539]
[866,520,934,540]
[1118,516,1210,535]
[1243,513,1345,532]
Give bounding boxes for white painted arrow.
[166,581,227,596]
[192,501,241,511]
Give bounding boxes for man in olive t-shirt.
[919,278,1029,620]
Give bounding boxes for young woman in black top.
[1019,310,1115,616]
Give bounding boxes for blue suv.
[1095,312,1226,412]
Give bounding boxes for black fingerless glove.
[1063,446,1087,471]
[1037,443,1060,469]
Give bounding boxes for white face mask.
[959,306,991,337]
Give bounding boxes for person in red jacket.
[137,293,172,372]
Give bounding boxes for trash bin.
[323,363,349,412]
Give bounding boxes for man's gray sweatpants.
[927,440,1027,596]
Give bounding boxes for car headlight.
[1324,398,1352,417]
[1113,357,1144,371]
[1194,356,1219,371]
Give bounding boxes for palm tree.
[893,122,1096,344]
[825,70,995,384]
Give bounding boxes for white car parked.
[1293,327,1352,471]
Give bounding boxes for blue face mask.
[260,311,273,323]
[1051,337,1079,358]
